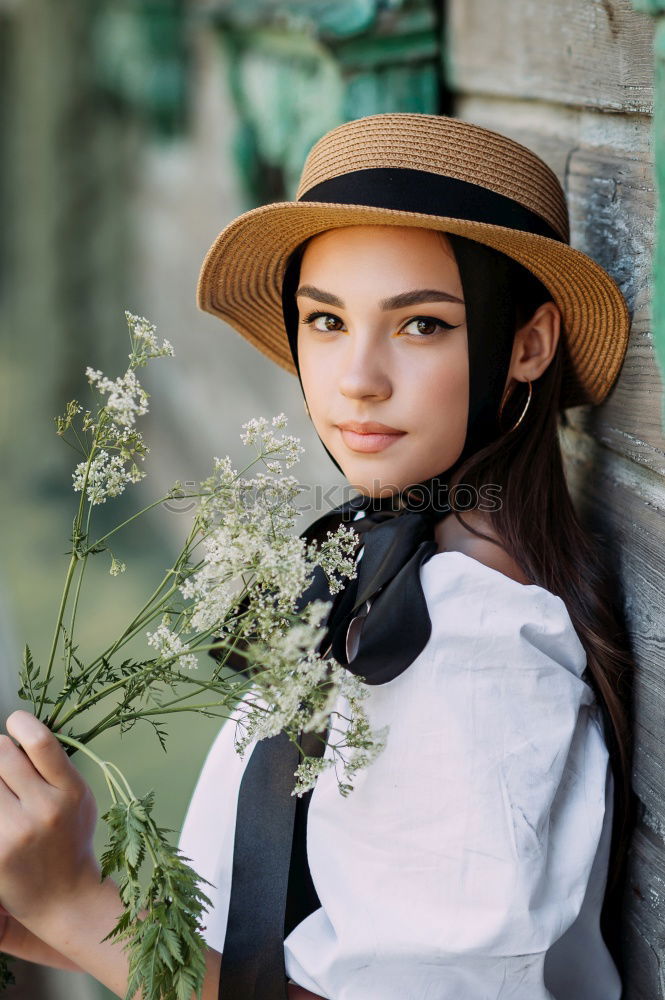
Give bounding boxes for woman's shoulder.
[425,512,588,681]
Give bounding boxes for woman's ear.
[507,300,561,383]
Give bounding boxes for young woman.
[0,113,634,1000]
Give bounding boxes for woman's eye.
[302,311,345,333]
[402,316,456,337]
[300,312,457,337]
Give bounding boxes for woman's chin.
[328,436,464,499]
[340,467,410,500]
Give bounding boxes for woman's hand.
[0,711,99,932]
[0,713,325,998]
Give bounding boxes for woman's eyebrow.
[295,285,464,308]
[296,285,343,307]
[381,288,464,309]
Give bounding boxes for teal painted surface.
[92,0,189,136]
[222,28,346,203]
[213,0,402,38]
[212,0,442,203]
[633,0,665,11]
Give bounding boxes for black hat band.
[298,167,564,243]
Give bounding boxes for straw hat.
[197,112,630,408]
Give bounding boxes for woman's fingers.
[5,712,79,792]
[0,714,98,929]
[0,773,21,814]
[0,733,48,801]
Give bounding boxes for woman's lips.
[336,422,406,453]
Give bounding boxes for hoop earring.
[499,378,532,434]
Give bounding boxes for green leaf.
[18,644,40,710]
[23,644,34,677]
[99,784,213,1000]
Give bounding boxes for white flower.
[72,450,145,504]
[125,311,175,364]
[146,621,198,671]
[230,626,386,797]
[293,756,333,795]
[85,367,149,430]
[240,415,305,469]
[314,524,361,594]
[212,455,237,483]
[110,557,126,576]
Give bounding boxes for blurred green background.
[0,1,447,995]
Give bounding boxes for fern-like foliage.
[101,793,212,1000]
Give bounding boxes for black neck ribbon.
[218,178,532,998]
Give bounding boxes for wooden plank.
[561,427,665,832]
[562,431,665,999]
[447,0,654,113]
[454,98,664,477]
[565,147,662,471]
[622,822,665,997]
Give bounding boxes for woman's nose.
[337,336,392,401]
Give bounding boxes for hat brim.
[196,200,631,408]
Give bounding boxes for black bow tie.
[307,501,440,682]
[218,499,442,1000]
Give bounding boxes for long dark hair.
[286,229,634,962]
[446,236,634,963]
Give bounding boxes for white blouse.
[179,547,622,1000]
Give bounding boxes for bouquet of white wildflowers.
[0,313,387,1000]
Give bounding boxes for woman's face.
[296,225,469,497]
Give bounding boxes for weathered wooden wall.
[446,1,662,995]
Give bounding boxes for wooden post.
[633,0,665,430]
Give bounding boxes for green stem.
[105,760,137,801]
[187,641,252,659]
[51,639,243,740]
[58,434,86,458]
[38,526,87,716]
[64,503,94,683]
[127,701,237,717]
[52,664,162,731]
[64,578,181,704]
[48,502,212,730]
[38,419,104,716]
[70,425,88,457]
[80,702,239,740]
[45,447,280,729]
[83,494,196,554]
[55,734,132,805]
[74,516,207,688]
[48,624,246,734]
[56,735,162,874]
[38,551,79,717]
[70,663,253,744]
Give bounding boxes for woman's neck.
[435,510,531,585]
